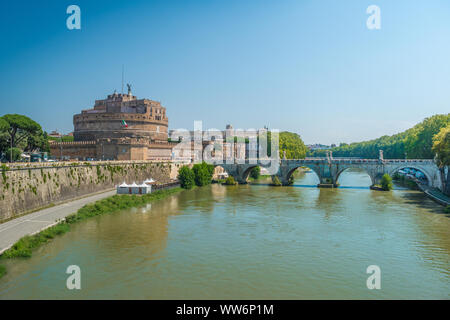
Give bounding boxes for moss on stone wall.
[0,161,176,222]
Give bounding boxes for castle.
[50,87,176,160]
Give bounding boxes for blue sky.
[0,0,449,144]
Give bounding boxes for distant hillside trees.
[310,114,450,159]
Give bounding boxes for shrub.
[192,162,214,187]
[178,165,195,189]
[249,166,261,180]
[445,206,450,214]
[223,176,237,185]
[380,173,393,191]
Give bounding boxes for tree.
[432,124,450,195]
[177,166,195,189]
[5,147,22,162]
[26,131,50,153]
[380,174,393,191]
[192,162,214,186]
[0,118,8,132]
[310,113,450,159]
[279,132,308,159]
[250,166,260,179]
[1,114,42,148]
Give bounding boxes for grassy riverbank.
[0,187,182,278]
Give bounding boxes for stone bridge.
[214,155,442,191]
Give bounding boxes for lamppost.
[59,130,63,161]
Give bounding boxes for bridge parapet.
[211,158,442,191]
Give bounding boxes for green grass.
[2,223,70,259]
[0,187,182,262]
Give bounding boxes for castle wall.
[0,161,185,222]
[49,141,97,160]
[49,140,176,161]
[73,112,169,142]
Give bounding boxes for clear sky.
[0,0,449,145]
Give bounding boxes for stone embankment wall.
[0,160,185,222]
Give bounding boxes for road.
[0,189,116,254]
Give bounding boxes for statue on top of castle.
[127,83,132,95]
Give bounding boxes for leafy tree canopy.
[279,132,308,159]
[432,124,450,167]
[178,166,195,189]
[0,114,49,156]
[310,114,450,159]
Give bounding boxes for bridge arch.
[388,165,433,187]
[214,163,261,184]
[241,165,260,182]
[335,167,375,187]
[285,164,322,185]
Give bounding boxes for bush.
[223,176,237,185]
[445,206,450,214]
[192,162,214,187]
[177,165,195,189]
[380,173,393,191]
[249,166,261,180]
[272,175,282,186]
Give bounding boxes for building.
[50,87,176,160]
[48,130,62,138]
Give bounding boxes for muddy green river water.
[0,169,449,299]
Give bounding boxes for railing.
[215,158,435,164]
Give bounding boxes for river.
[0,169,449,299]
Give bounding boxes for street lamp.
[59,129,63,161]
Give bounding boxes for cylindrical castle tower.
[73,92,169,142]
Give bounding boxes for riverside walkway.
[0,189,116,254]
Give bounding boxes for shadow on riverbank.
[399,191,450,217]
